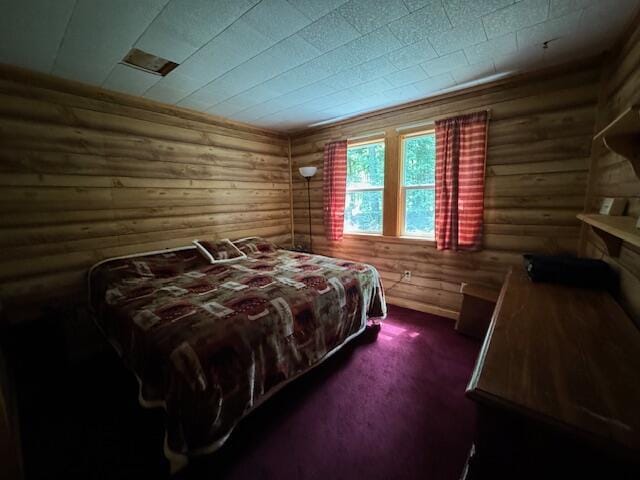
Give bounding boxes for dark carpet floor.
[11,305,480,480]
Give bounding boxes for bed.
[88,237,386,472]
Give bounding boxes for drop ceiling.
[0,0,638,131]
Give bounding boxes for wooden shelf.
[577,213,640,256]
[593,106,640,178]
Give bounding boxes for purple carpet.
[185,305,481,480]
[13,305,480,479]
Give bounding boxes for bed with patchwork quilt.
[88,237,386,471]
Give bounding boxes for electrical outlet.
[403,270,411,281]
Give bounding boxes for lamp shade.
[299,166,317,178]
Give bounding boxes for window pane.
[404,188,435,236]
[346,142,385,188]
[403,134,435,186]
[345,190,383,233]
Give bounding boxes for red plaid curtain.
[435,111,488,251]
[323,140,348,241]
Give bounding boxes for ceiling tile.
[464,33,517,63]
[517,11,581,48]
[177,94,219,111]
[0,0,75,73]
[262,62,329,95]
[355,77,394,95]
[540,2,637,66]
[304,27,401,81]
[298,11,361,53]
[177,79,238,110]
[579,0,640,37]
[540,18,621,68]
[265,84,336,114]
[412,72,456,94]
[206,94,266,117]
[268,34,322,67]
[148,70,205,95]
[53,0,169,85]
[185,34,320,107]
[176,19,275,82]
[320,88,368,107]
[232,83,283,105]
[213,53,287,94]
[320,99,370,117]
[308,47,359,78]
[323,56,397,90]
[493,44,544,73]
[338,0,408,34]
[402,0,437,12]
[102,64,160,95]
[482,0,550,39]
[242,0,312,42]
[388,2,452,45]
[443,0,514,26]
[450,61,496,84]
[341,26,404,64]
[285,0,349,21]
[300,94,343,111]
[429,20,487,56]
[549,0,595,19]
[257,109,314,125]
[385,65,429,87]
[135,0,259,63]
[228,109,265,123]
[3,0,636,132]
[206,101,245,118]
[282,82,337,105]
[236,97,292,119]
[422,50,468,76]
[386,38,438,70]
[383,84,421,103]
[144,83,192,103]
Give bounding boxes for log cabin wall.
[291,62,601,319]
[0,65,292,321]
[581,19,640,323]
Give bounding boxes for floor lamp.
[299,166,317,253]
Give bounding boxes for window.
[400,131,436,238]
[344,140,385,234]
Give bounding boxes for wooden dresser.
[464,267,640,479]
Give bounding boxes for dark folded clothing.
[523,254,615,289]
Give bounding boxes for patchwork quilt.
[89,242,386,468]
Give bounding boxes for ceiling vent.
[121,48,179,76]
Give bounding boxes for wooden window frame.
[344,137,386,235]
[398,128,436,240]
[344,126,437,245]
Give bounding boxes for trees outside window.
[344,141,384,234]
[401,132,435,238]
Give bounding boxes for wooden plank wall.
[291,63,600,319]
[0,65,292,320]
[582,19,640,323]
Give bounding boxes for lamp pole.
[298,166,317,253]
[306,176,313,253]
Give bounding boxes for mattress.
[88,244,386,471]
